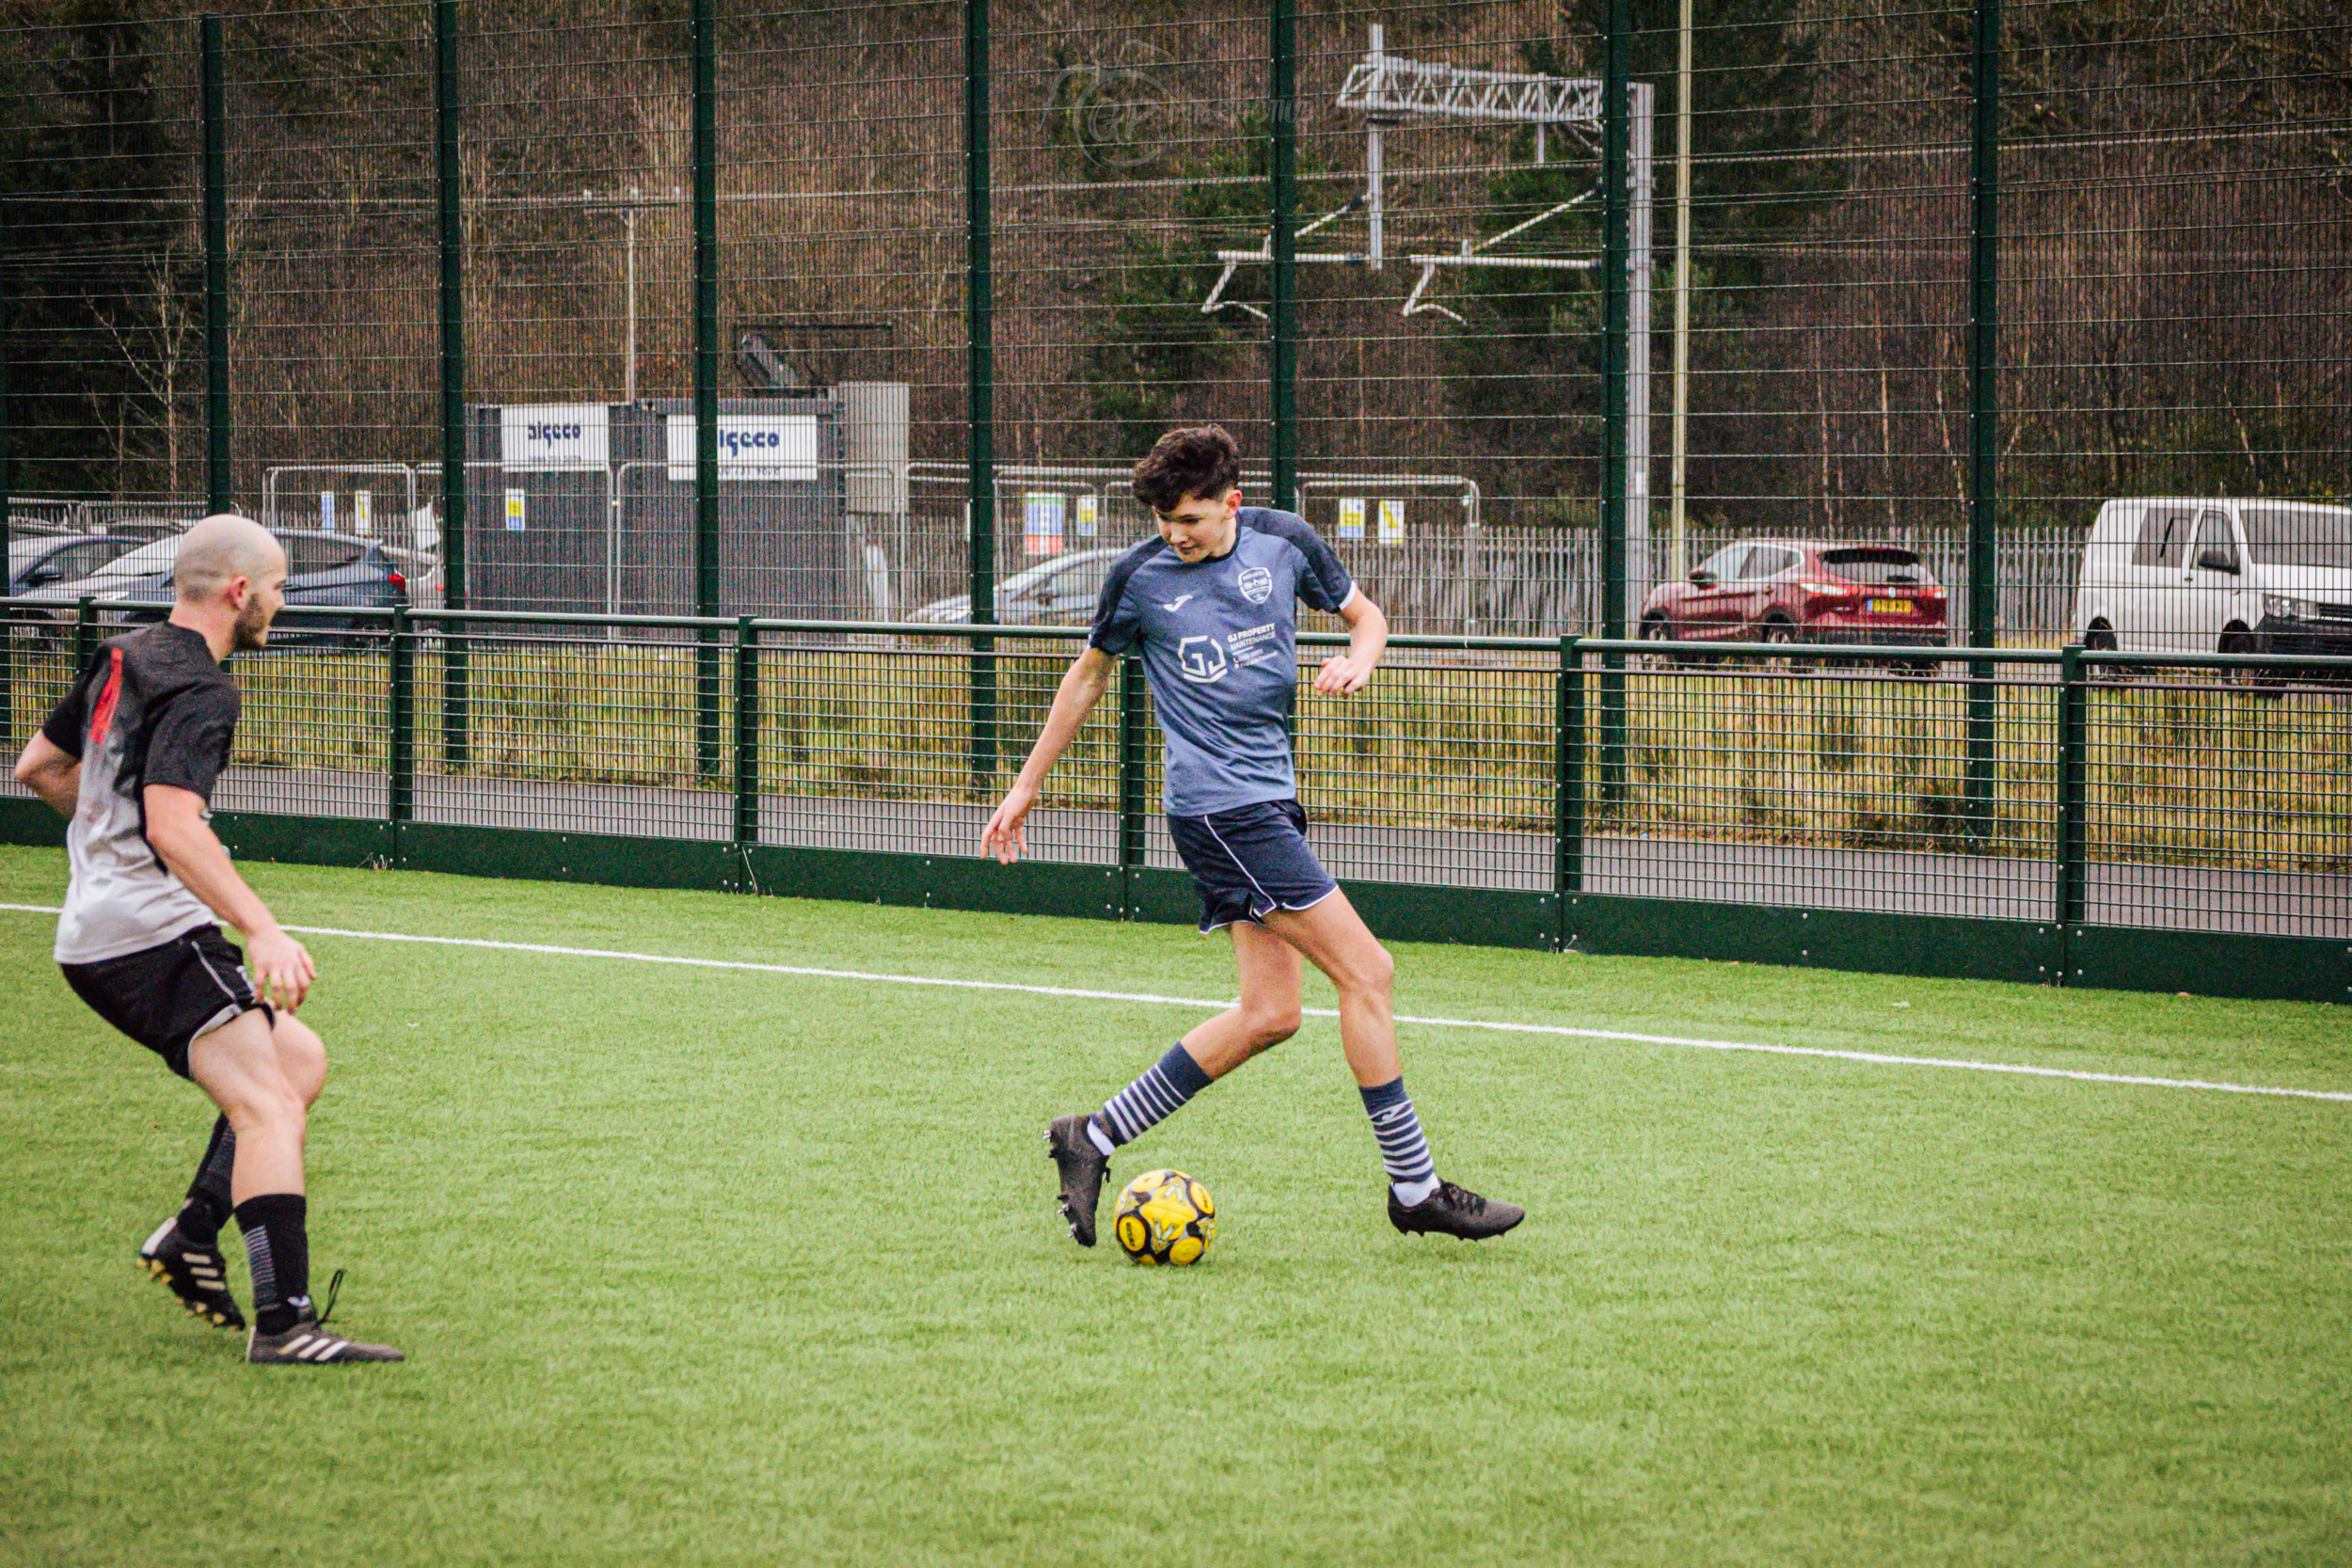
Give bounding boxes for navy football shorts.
[1167,798,1340,934]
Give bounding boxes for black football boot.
[1387,1180,1525,1240]
[138,1216,246,1330]
[1044,1113,1111,1247]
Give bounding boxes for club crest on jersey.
[1177,635,1229,684]
[1237,565,1273,604]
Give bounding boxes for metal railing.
[6,598,2345,1000]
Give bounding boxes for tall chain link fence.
[5,2,2344,644]
[3,5,2348,995]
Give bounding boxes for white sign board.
[1376,499,1406,546]
[1024,493,1066,557]
[665,414,820,483]
[501,404,610,471]
[1337,497,1365,541]
[353,489,374,536]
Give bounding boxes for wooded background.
[4,0,2346,535]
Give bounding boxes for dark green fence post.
[433,0,469,768]
[691,0,723,779]
[74,596,96,665]
[1597,0,1630,800]
[1555,637,1586,937]
[963,0,997,781]
[1,209,12,742]
[1268,0,1298,513]
[388,606,413,844]
[2056,642,2088,936]
[200,15,231,514]
[1119,652,1149,916]
[733,616,759,847]
[1963,0,2001,841]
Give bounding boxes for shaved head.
[174,514,284,603]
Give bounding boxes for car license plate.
[1867,597,1913,614]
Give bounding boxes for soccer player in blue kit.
[981,426,1523,1246]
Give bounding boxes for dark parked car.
[7,533,147,596]
[18,529,409,643]
[1640,540,1949,657]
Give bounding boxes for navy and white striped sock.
[1090,1042,1214,1155]
[1359,1077,1439,1205]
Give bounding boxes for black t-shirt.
[42,622,241,962]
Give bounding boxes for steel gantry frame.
[1204,24,1653,626]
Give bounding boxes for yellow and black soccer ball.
[1111,1168,1216,1266]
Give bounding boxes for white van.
[2072,497,2352,657]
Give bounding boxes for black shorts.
[61,925,273,1080]
[1168,799,1341,934]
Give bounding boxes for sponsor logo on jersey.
[1228,622,1280,667]
[1237,565,1273,604]
[1177,635,1229,684]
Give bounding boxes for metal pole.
[964,0,997,779]
[1597,0,1631,799]
[691,0,723,779]
[624,191,638,404]
[0,216,9,745]
[734,616,759,847]
[200,15,231,514]
[389,605,413,835]
[1668,0,1692,583]
[1365,25,1385,271]
[1120,653,1149,917]
[433,0,469,768]
[1964,0,2001,836]
[1269,0,1298,514]
[2057,642,2087,931]
[1556,636,1585,912]
[1627,83,1654,612]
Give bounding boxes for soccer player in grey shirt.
[982,426,1522,1245]
[14,514,400,1363]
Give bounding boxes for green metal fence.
[5,4,2347,999]
[4,3,2346,641]
[5,599,2345,1002]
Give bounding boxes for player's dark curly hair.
[1131,425,1242,513]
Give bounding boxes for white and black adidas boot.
[246,1307,405,1364]
[138,1216,245,1330]
[246,1274,403,1365]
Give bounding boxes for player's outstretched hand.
[1314,654,1374,695]
[981,784,1035,865]
[246,927,316,1012]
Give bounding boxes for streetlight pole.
[624,187,639,403]
[1669,0,1693,582]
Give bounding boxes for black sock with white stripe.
[235,1193,310,1336]
[178,1117,236,1246]
[1089,1042,1214,1157]
[1359,1077,1439,1206]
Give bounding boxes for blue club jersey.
[1088,507,1357,816]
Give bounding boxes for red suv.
[1640,539,1949,652]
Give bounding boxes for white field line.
[3,902,2346,1104]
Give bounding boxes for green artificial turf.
[0,844,2344,1566]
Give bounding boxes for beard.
[230,596,274,651]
